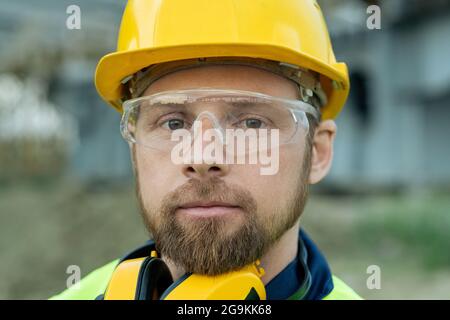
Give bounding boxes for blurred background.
[0,0,449,299]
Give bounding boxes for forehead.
[143,65,299,100]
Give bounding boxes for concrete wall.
[328,7,450,188]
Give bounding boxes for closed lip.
[178,201,240,209]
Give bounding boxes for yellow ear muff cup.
[160,264,266,300]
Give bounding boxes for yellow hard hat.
[95,0,349,120]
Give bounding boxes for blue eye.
[245,118,263,129]
[236,116,269,129]
[164,119,185,130]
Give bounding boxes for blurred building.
[0,0,449,189]
[320,0,450,190]
[0,0,131,183]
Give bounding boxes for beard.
[134,155,311,276]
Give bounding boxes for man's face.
[132,65,313,275]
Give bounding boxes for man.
[51,0,361,300]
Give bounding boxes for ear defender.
[103,251,173,300]
[103,251,266,300]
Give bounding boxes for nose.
[193,111,224,134]
[182,112,230,179]
[182,161,230,179]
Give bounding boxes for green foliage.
[355,193,450,269]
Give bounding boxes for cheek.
[136,148,173,209]
[279,144,306,181]
[234,146,304,218]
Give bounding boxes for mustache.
[160,177,257,215]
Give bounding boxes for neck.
[259,222,300,285]
[162,222,300,285]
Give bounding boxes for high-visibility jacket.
[50,230,362,300]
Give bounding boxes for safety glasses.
[121,88,319,152]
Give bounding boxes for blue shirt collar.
[265,229,334,300]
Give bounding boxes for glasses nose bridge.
[193,110,227,132]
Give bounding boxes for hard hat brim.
[95,43,349,120]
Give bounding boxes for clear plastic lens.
[121,89,317,151]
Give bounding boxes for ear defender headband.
[102,251,267,300]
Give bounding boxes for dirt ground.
[1,179,448,299]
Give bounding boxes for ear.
[129,143,138,177]
[308,120,337,184]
